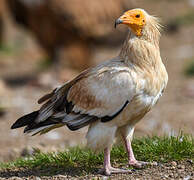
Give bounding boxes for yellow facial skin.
[116,9,146,37]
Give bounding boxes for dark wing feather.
[37,88,57,104]
[65,115,98,131]
[11,111,39,129]
[101,100,129,122]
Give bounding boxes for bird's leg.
[122,135,157,168]
[98,147,132,176]
[99,147,111,175]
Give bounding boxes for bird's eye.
[135,14,140,18]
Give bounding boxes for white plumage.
[11,9,168,175]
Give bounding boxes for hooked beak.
[114,12,136,29]
[114,18,123,28]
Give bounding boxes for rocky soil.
[0,160,193,180]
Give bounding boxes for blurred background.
[0,0,194,162]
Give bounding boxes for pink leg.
[123,136,138,165]
[122,136,157,168]
[99,147,111,175]
[98,147,132,176]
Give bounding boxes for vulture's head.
[115,8,161,40]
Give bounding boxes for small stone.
[177,169,184,173]
[92,177,99,180]
[55,175,67,178]
[171,161,177,166]
[183,175,191,180]
[151,161,158,166]
[174,173,179,178]
[102,176,108,180]
[169,173,174,178]
[35,177,41,180]
[10,177,22,180]
[177,165,181,169]
[20,146,34,157]
[187,160,193,164]
[177,165,185,169]
[180,174,184,178]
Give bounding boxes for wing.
[67,65,135,119]
[62,61,136,129]
[20,60,136,133]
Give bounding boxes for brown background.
[0,0,193,162]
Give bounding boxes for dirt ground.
[0,160,193,179]
[0,0,194,167]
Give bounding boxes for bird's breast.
[112,87,163,127]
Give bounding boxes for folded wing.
[11,61,136,135]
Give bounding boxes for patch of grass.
[0,44,16,55]
[0,135,193,176]
[184,59,194,76]
[37,57,53,71]
[132,135,193,162]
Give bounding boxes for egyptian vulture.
[11,9,168,175]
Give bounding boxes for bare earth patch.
[0,160,193,180]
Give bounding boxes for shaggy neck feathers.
[119,16,162,70]
[141,16,161,47]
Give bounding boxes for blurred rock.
[177,165,185,169]
[20,146,34,157]
[55,175,67,178]
[0,79,10,117]
[6,0,133,70]
[34,177,41,180]
[171,161,177,167]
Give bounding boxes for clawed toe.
[98,168,111,176]
[129,161,158,168]
[99,167,132,176]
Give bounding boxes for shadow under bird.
[11,8,168,175]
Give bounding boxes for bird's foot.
[129,160,157,169]
[98,166,132,176]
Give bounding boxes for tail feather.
[27,125,54,136]
[11,82,99,136]
[11,110,60,135]
[11,111,39,129]
[23,118,58,133]
[39,124,64,135]
[27,123,64,136]
[11,97,99,135]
